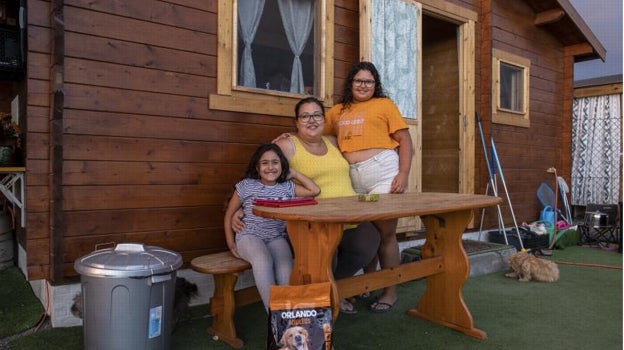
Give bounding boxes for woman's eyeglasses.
[352,79,376,87]
[297,112,324,123]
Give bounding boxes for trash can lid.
[74,243,183,278]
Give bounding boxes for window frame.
[491,48,531,127]
[210,0,334,117]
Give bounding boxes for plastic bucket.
[74,243,183,350]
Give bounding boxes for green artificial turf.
[6,246,623,349]
[0,267,45,339]
[8,327,82,350]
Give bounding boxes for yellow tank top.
[289,136,355,199]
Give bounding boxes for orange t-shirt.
[324,98,407,153]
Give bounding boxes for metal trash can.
[74,243,183,350]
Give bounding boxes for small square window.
[492,49,530,127]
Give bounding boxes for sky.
[568,0,623,81]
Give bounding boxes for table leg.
[285,221,344,318]
[406,209,487,339]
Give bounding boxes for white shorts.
[349,149,399,194]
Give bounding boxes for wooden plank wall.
[57,0,305,280]
[24,0,296,281]
[333,0,360,101]
[24,0,53,281]
[482,0,569,227]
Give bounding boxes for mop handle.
[491,138,525,250]
[476,113,495,182]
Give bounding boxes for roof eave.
[555,0,606,61]
[529,0,607,62]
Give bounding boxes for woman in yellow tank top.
[274,97,381,315]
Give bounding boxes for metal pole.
[490,139,524,250]
[476,113,508,245]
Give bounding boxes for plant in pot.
[0,112,21,167]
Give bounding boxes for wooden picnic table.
[253,192,501,340]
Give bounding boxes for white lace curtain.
[238,0,266,88]
[278,0,314,94]
[238,0,313,93]
[370,0,419,119]
[570,94,621,205]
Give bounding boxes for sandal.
[339,299,357,314]
[369,300,394,313]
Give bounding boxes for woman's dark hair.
[340,61,387,111]
[242,143,290,183]
[294,96,325,118]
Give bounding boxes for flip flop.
[339,299,358,314]
[368,301,394,313]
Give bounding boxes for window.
[492,49,530,127]
[211,0,334,117]
[238,1,314,94]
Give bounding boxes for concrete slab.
[401,240,517,277]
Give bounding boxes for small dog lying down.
[505,251,559,282]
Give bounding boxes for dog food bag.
[267,282,333,350]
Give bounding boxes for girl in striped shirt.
[224,143,320,312]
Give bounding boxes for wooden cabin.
[0,0,605,290]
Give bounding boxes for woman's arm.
[223,192,243,258]
[325,135,338,147]
[289,168,321,197]
[271,132,295,145]
[390,129,413,193]
[275,137,295,160]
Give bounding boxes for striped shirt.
[235,178,295,241]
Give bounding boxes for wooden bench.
[190,251,260,349]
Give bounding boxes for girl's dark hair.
[242,143,290,183]
[294,96,325,118]
[340,61,387,112]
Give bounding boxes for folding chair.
[579,204,620,245]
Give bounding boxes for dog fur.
[70,277,198,323]
[279,326,310,350]
[505,251,559,282]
